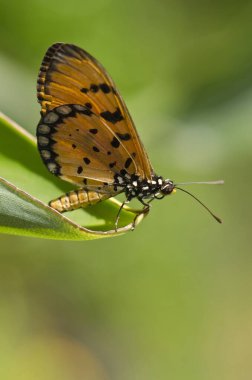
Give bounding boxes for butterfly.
[36,43,223,230]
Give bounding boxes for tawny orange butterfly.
[36,43,223,230]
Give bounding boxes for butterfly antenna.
[175,180,224,186]
[175,186,222,224]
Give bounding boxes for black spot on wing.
[93,146,100,152]
[116,132,131,141]
[109,161,117,168]
[80,83,112,95]
[77,166,83,174]
[120,169,127,176]
[100,108,124,124]
[83,157,91,165]
[111,137,120,148]
[81,108,92,116]
[125,157,132,169]
[90,84,99,93]
[99,83,111,93]
[89,128,98,134]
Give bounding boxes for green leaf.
[0,112,147,240]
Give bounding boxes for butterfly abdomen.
[49,189,107,213]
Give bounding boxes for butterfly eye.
[161,180,174,195]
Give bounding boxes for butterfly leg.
[115,200,129,232]
[131,205,150,231]
[139,196,155,210]
[130,198,153,231]
[49,189,108,212]
[154,194,165,200]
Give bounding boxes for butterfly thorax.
[114,173,174,202]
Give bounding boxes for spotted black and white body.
[114,173,174,203]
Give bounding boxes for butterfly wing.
[37,43,153,180]
[37,104,145,196]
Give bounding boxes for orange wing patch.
[37,43,153,180]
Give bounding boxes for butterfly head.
[160,179,176,196]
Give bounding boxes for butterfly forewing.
[37,43,153,180]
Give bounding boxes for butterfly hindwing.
[37,43,153,180]
[37,104,144,196]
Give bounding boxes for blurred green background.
[0,0,251,379]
